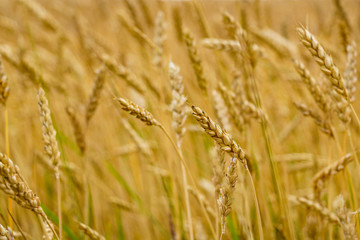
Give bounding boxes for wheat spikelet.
[202,39,241,53]
[100,54,145,94]
[0,55,10,105]
[183,28,207,94]
[289,195,340,224]
[117,12,160,53]
[20,57,45,85]
[172,6,183,41]
[42,219,54,240]
[0,45,19,68]
[344,43,357,102]
[313,154,353,200]
[217,82,245,131]
[222,12,259,67]
[153,11,166,69]
[19,0,61,34]
[333,0,352,52]
[123,0,142,30]
[241,99,266,123]
[251,28,296,57]
[0,224,11,240]
[187,187,217,219]
[0,153,47,219]
[222,12,239,40]
[109,197,136,212]
[293,59,330,113]
[121,118,151,158]
[297,26,348,98]
[212,90,231,132]
[231,70,248,103]
[191,105,248,165]
[169,61,188,146]
[330,91,351,124]
[79,223,105,240]
[333,194,358,240]
[37,88,61,169]
[211,146,225,197]
[66,107,86,154]
[0,16,18,33]
[86,65,106,124]
[218,156,238,235]
[116,97,160,126]
[293,102,333,137]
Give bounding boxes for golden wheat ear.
[115,97,161,127]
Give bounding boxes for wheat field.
[0,0,359,239]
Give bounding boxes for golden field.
[0,0,359,239]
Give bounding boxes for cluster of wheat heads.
[0,0,360,239]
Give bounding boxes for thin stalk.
[55,170,62,239]
[159,125,216,239]
[246,166,264,240]
[176,136,194,240]
[350,104,360,130]
[5,108,12,228]
[248,68,295,239]
[181,163,193,240]
[345,129,360,237]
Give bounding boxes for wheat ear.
[293,59,330,113]
[86,65,106,124]
[79,223,105,240]
[100,54,145,94]
[192,105,248,165]
[313,154,353,200]
[344,43,357,102]
[297,26,348,98]
[116,98,160,127]
[168,61,194,240]
[37,88,62,239]
[0,55,10,105]
[202,39,241,53]
[289,195,340,224]
[66,107,86,154]
[169,61,188,146]
[293,102,333,137]
[183,28,207,94]
[153,11,166,69]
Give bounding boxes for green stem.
[159,125,216,239]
